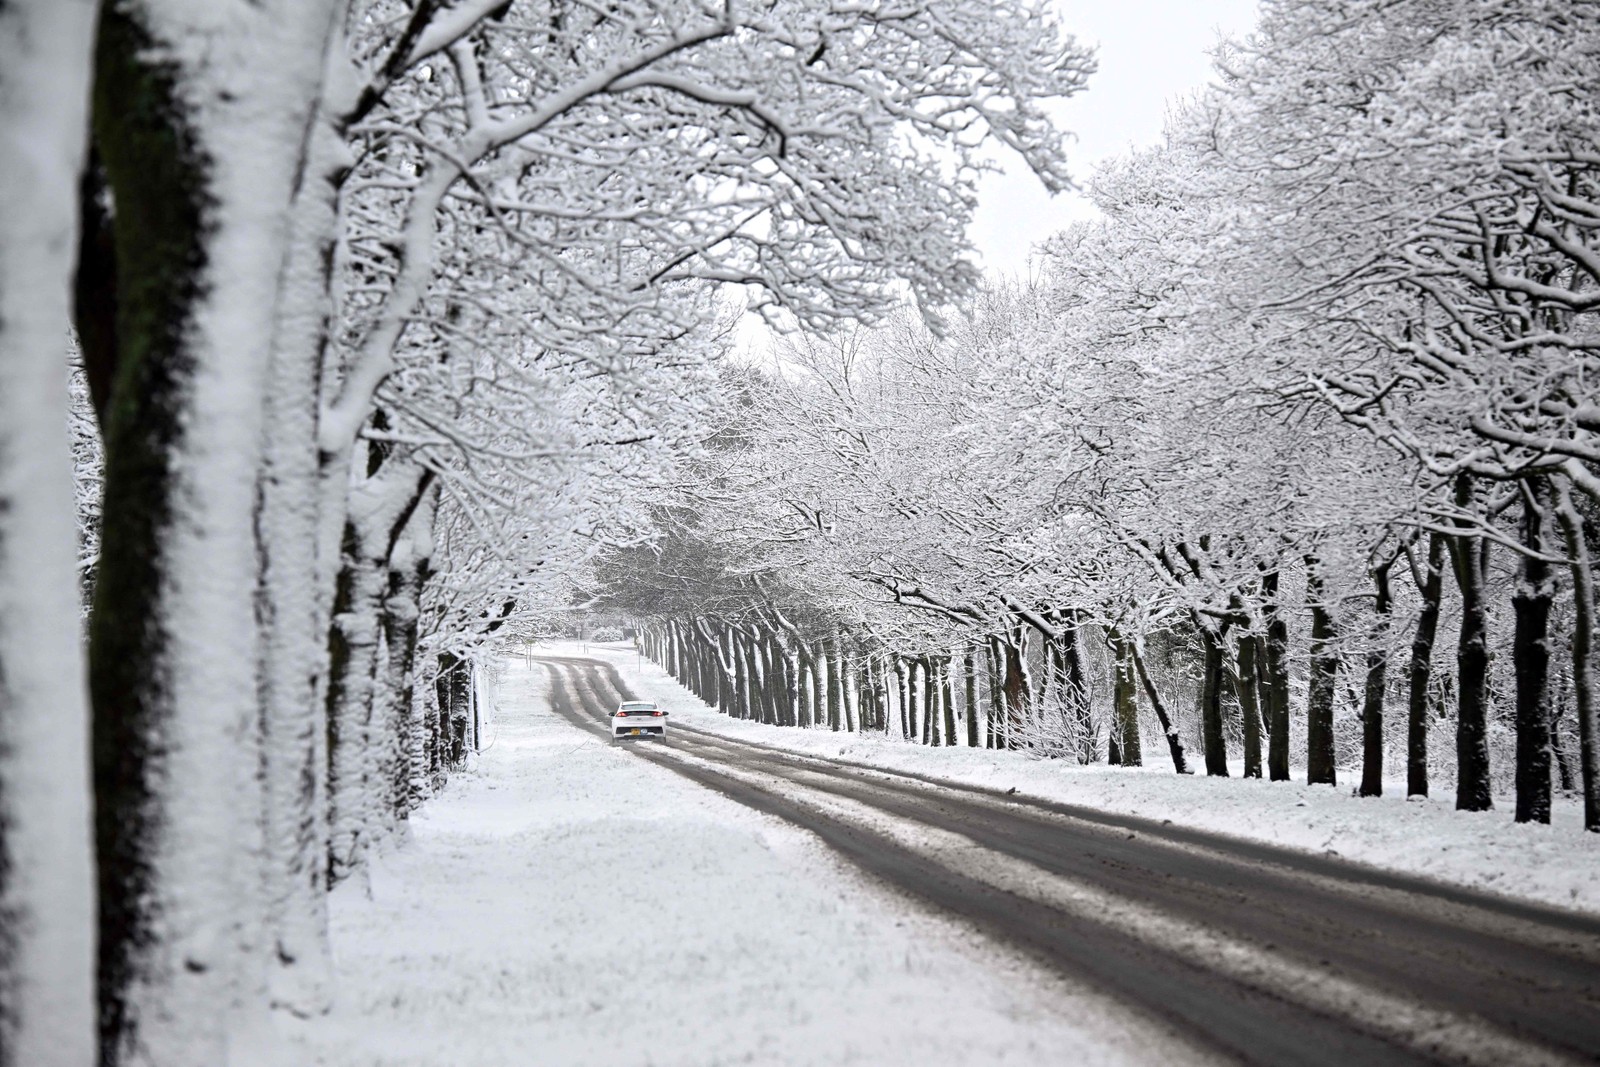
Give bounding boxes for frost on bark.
[86,1,337,1060]
[0,2,99,1064]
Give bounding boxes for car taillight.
[616,710,627,717]
[653,710,664,717]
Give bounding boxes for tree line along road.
[537,656,1600,1067]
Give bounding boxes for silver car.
[612,699,667,740]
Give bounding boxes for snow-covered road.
[287,656,1197,1066]
[537,653,1600,1067]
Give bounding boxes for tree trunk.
[88,3,337,1060]
[1407,532,1446,798]
[0,3,99,1061]
[1111,636,1142,767]
[324,519,384,886]
[1449,475,1493,812]
[1512,478,1553,824]
[1304,557,1340,786]
[1260,568,1292,781]
[1554,481,1600,831]
[941,657,957,747]
[964,649,980,748]
[827,638,843,731]
[1000,628,1029,750]
[253,36,357,1013]
[1236,635,1263,779]
[841,644,858,732]
[1060,613,1094,762]
[1359,557,1395,798]
[924,657,940,746]
[1196,621,1230,776]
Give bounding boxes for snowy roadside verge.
[286,655,1201,1066]
[553,640,1600,917]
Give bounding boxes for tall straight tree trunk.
[1512,478,1553,824]
[732,630,750,719]
[1359,557,1395,798]
[964,649,980,748]
[842,645,858,732]
[0,3,100,1061]
[1449,475,1493,812]
[923,658,939,746]
[1236,635,1264,779]
[1553,480,1600,831]
[324,519,384,885]
[1196,621,1230,776]
[379,481,437,827]
[1131,640,1190,774]
[325,459,431,886]
[252,31,360,1013]
[986,637,1004,748]
[934,655,947,748]
[1060,613,1094,762]
[908,658,923,742]
[1260,568,1292,781]
[1407,532,1446,798]
[88,3,338,1061]
[1111,636,1142,767]
[893,655,909,739]
[827,638,843,731]
[1305,558,1340,787]
[1000,627,1030,751]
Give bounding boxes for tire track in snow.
[537,656,1600,1067]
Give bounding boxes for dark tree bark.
[1196,621,1230,776]
[1553,482,1600,831]
[1449,474,1494,812]
[1236,634,1264,779]
[827,638,844,731]
[1406,532,1447,798]
[1111,635,1142,767]
[893,655,909,739]
[964,648,980,748]
[1359,555,1396,798]
[907,657,921,741]
[1305,557,1340,787]
[1512,478,1554,824]
[1000,630,1029,751]
[1260,569,1293,782]
[940,657,957,747]
[1059,611,1095,762]
[922,657,938,745]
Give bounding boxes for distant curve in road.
[536,655,1600,1067]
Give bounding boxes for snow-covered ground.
[557,640,1600,917]
[287,655,1205,1066]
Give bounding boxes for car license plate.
[631,729,642,735]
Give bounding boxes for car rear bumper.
[612,723,665,738]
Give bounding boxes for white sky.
[969,0,1264,279]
